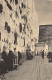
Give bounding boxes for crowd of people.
[35,49,52,62]
[1,46,52,75]
[35,50,44,59]
[40,50,52,61]
[0,47,22,75]
[0,46,34,75]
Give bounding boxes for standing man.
[18,51,22,65]
[2,46,8,73]
[42,50,44,59]
[8,48,15,71]
[14,48,18,64]
[0,48,4,74]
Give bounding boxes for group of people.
[35,50,45,59]
[26,49,33,60]
[35,49,52,62]
[0,47,22,74]
[41,50,52,61]
[1,46,51,75]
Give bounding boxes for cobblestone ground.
[4,56,52,80]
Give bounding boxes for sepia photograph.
[0,0,52,80]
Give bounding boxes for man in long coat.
[2,47,8,73]
[8,49,15,71]
[42,50,44,59]
[18,51,22,65]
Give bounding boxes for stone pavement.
[4,56,52,80]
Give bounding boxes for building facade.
[0,0,39,53]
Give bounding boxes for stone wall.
[0,0,39,53]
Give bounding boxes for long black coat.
[2,51,8,72]
[18,51,22,64]
[8,51,15,71]
[42,51,44,59]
